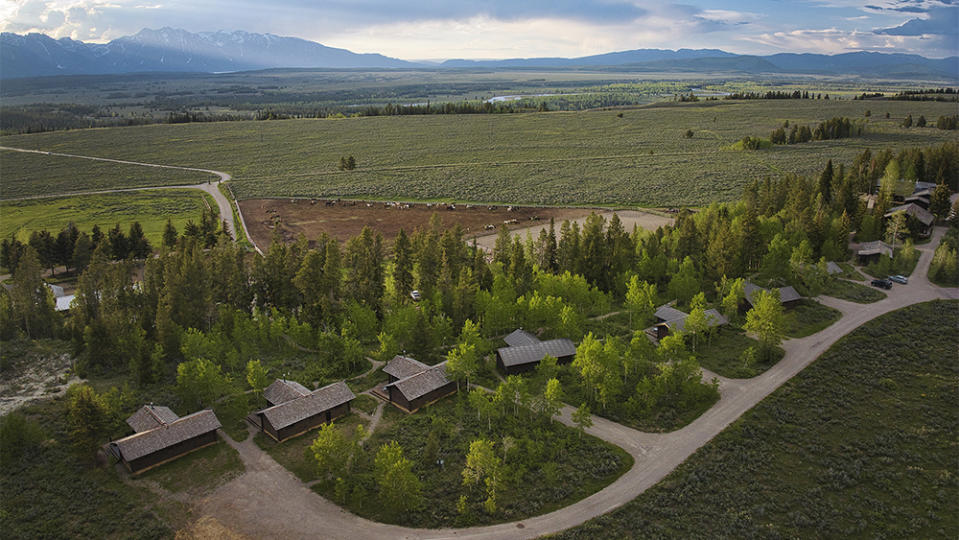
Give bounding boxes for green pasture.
[2,99,956,205]
[0,189,215,245]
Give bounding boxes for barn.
[383,361,456,413]
[495,330,577,375]
[108,405,222,474]
[252,380,355,442]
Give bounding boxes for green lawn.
[136,439,243,495]
[822,277,887,303]
[0,148,211,199]
[2,100,955,205]
[212,392,254,442]
[0,189,216,246]
[695,327,784,379]
[556,300,959,539]
[783,299,842,338]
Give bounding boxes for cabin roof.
[126,405,180,433]
[383,355,430,380]
[263,379,312,405]
[258,381,355,431]
[384,363,451,401]
[112,409,221,462]
[503,329,540,347]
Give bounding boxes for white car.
[410,290,422,301]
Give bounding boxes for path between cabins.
[195,226,958,539]
[0,145,258,250]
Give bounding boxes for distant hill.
[0,28,417,78]
[1,28,956,80]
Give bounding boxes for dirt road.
[196,226,957,539]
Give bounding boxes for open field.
[240,198,588,247]
[0,189,216,246]
[557,300,959,539]
[0,148,211,199]
[2,99,956,205]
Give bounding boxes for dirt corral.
[239,198,592,248]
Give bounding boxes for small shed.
[857,240,893,264]
[778,286,802,307]
[253,380,355,442]
[109,406,221,474]
[383,362,456,413]
[826,261,843,275]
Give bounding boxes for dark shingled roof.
[744,282,802,306]
[264,379,311,405]
[778,286,802,303]
[826,261,843,275]
[383,355,430,380]
[258,381,355,431]
[503,329,540,347]
[659,308,728,333]
[858,240,893,258]
[497,338,576,368]
[385,362,451,401]
[884,203,934,226]
[111,409,221,462]
[655,304,688,322]
[126,405,179,433]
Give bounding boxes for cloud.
[874,6,959,35]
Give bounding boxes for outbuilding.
[857,240,893,264]
[742,281,803,310]
[495,330,576,374]
[383,361,456,413]
[649,305,729,341]
[252,380,355,442]
[108,405,221,474]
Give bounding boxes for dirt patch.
[472,210,674,252]
[239,198,589,249]
[176,516,250,540]
[0,343,81,416]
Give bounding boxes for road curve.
[0,145,252,246]
[198,226,958,539]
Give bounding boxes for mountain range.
[1,27,956,80]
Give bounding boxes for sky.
[1,0,957,59]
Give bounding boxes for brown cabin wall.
[271,402,352,442]
[407,381,457,412]
[125,430,219,474]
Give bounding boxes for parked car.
[410,290,422,301]
[888,275,908,284]
[871,278,893,290]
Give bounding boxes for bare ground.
[239,198,592,249]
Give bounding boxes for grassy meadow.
[0,189,216,246]
[0,149,212,199]
[2,99,956,206]
[557,300,959,539]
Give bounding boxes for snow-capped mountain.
[0,28,416,78]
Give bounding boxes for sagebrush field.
[2,99,956,205]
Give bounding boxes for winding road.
[199,227,958,539]
[0,146,256,248]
